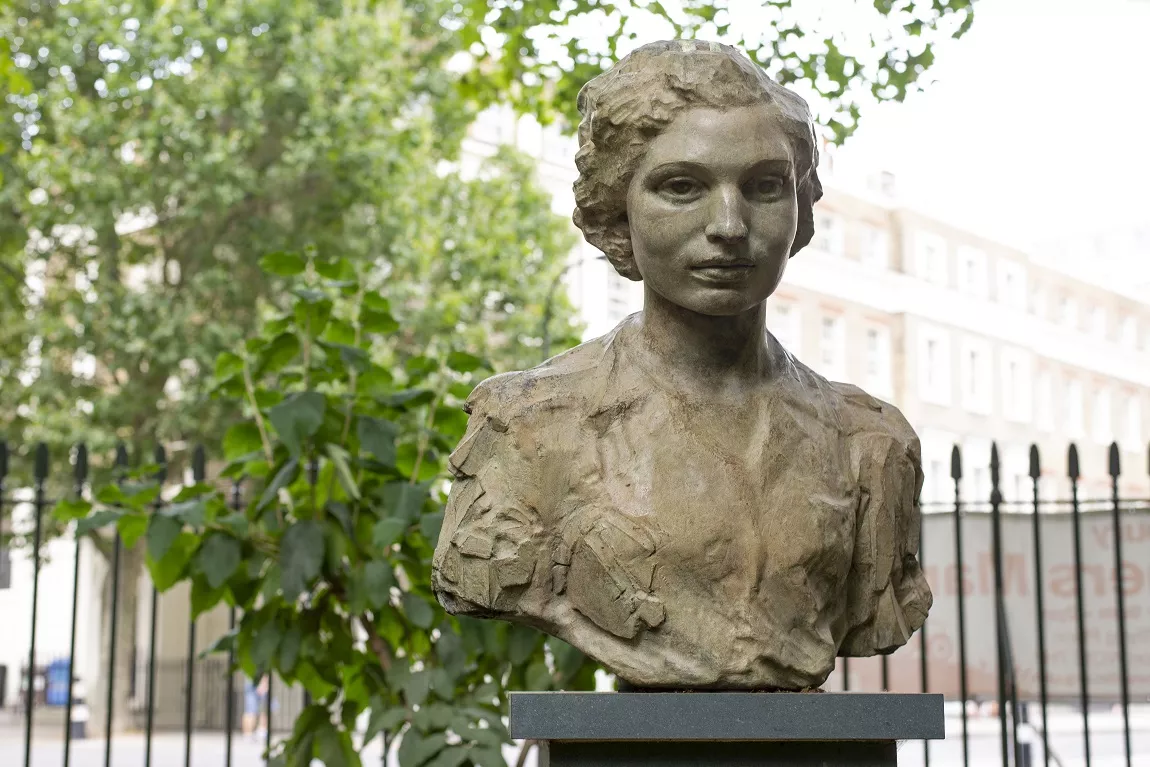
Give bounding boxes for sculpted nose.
[704,187,748,244]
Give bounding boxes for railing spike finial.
[1108,442,1120,479]
[990,442,1001,485]
[115,442,129,469]
[1068,443,1080,480]
[0,441,8,481]
[192,445,206,482]
[950,444,962,480]
[75,443,89,484]
[1028,444,1040,480]
[154,444,168,484]
[34,443,49,482]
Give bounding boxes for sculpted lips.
[689,259,755,284]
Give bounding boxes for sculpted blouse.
[431,315,932,690]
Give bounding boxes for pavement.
[0,712,1146,766]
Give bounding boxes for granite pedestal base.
[510,692,944,767]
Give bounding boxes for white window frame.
[1090,306,1107,341]
[956,246,989,299]
[1036,371,1054,433]
[819,315,846,380]
[1127,396,1143,447]
[1066,379,1085,439]
[1061,296,1079,331]
[865,325,892,398]
[959,337,992,415]
[1093,387,1113,446]
[914,231,948,286]
[1000,348,1033,423]
[860,225,889,270]
[813,213,845,256]
[770,301,803,358]
[918,324,952,406]
[997,260,1027,311]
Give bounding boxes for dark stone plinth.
[510,692,944,766]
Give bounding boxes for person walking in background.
[242,675,269,740]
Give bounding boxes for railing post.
[989,444,1013,767]
[64,444,90,767]
[1068,444,1091,767]
[24,444,49,767]
[1028,445,1050,767]
[1107,443,1132,767]
[145,445,166,767]
[104,443,129,767]
[951,444,970,767]
[186,446,206,767]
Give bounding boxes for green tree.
[61,254,597,766]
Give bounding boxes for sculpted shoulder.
[463,331,617,427]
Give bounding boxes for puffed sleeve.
[833,385,933,657]
[431,374,549,618]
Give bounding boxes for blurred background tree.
[0,0,975,753]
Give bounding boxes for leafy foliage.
[59,257,599,765]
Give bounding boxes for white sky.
[834,0,1150,290]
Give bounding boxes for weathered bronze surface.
[431,40,931,690]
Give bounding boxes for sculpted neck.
[637,286,772,392]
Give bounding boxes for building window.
[1036,372,1054,432]
[1031,286,1047,320]
[956,246,989,299]
[919,326,952,405]
[860,225,889,270]
[1001,351,1032,423]
[865,326,892,397]
[1090,306,1107,340]
[1093,388,1113,445]
[997,261,1027,310]
[813,213,845,256]
[914,231,948,286]
[1119,315,1137,348]
[770,302,802,357]
[819,315,846,380]
[960,338,992,414]
[1127,396,1143,447]
[1061,296,1078,330]
[1067,379,1085,439]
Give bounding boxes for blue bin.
[44,660,71,707]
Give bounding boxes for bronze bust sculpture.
[432,40,931,690]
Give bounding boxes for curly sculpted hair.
[573,40,824,280]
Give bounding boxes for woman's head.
[573,40,823,283]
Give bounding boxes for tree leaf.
[364,698,406,745]
[402,669,432,707]
[260,251,306,277]
[224,423,264,461]
[425,746,469,767]
[197,533,242,589]
[280,520,325,601]
[54,498,92,522]
[419,511,445,545]
[526,660,552,690]
[381,480,427,522]
[508,625,538,666]
[294,297,334,338]
[360,307,398,334]
[325,444,361,500]
[372,518,407,550]
[191,576,227,618]
[147,532,198,591]
[446,350,484,373]
[259,457,300,510]
[402,592,434,630]
[268,392,326,456]
[256,332,302,376]
[357,416,398,466]
[147,514,183,561]
[75,509,124,537]
[278,626,303,674]
[117,513,149,548]
[362,560,395,610]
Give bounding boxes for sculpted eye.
[659,177,702,200]
[745,176,786,201]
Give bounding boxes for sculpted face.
[626,105,799,316]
